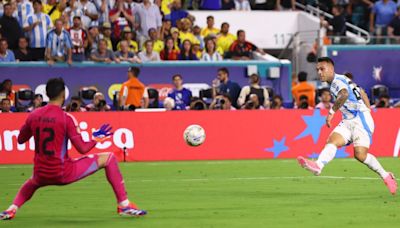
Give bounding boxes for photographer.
[297,95,313,110]
[27,94,45,112]
[65,96,86,112]
[371,94,392,108]
[271,95,285,110]
[242,94,263,110]
[189,97,208,110]
[237,73,270,109]
[210,94,235,110]
[86,92,111,111]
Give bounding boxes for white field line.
[5,175,383,186]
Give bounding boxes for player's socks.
[363,153,389,178]
[316,143,337,170]
[119,199,130,208]
[13,178,40,208]
[6,205,18,212]
[105,153,128,203]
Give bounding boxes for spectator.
[161,0,175,16]
[217,22,236,55]
[117,26,139,53]
[100,22,114,51]
[167,74,192,110]
[315,88,333,110]
[14,37,34,61]
[115,40,141,63]
[119,66,148,110]
[193,25,205,49]
[160,19,172,40]
[85,92,111,111]
[237,73,270,108]
[201,0,222,10]
[276,0,296,10]
[212,67,241,108]
[201,38,223,61]
[252,0,270,10]
[109,0,134,41]
[179,18,200,45]
[0,79,15,106]
[69,16,87,62]
[0,98,12,113]
[370,0,397,43]
[148,27,164,53]
[234,0,251,10]
[178,39,198,60]
[297,95,314,109]
[65,96,86,112]
[90,39,119,63]
[87,21,101,52]
[201,15,220,37]
[16,0,34,28]
[24,0,53,61]
[193,43,202,59]
[0,3,23,50]
[45,19,73,65]
[221,0,235,10]
[65,0,99,30]
[271,95,284,109]
[27,94,44,112]
[43,0,66,24]
[171,27,181,50]
[160,36,180,60]
[135,0,162,44]
[210,94,235,110]
[291,71,315,108]
[388,6,400,43]
[348,0,370,30]
[168,0,189,27]
[94,0,113,24]
[0,39,16,62]
[326,5,347,43]
[138,40,160,62]
[229,29,265,60]
[371,94,391,108]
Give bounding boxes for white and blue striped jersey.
[17,0,33,28]
[46,29,72,57]
[330,73,369,120]
[24,13,53,48]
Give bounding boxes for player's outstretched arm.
[327,88,349,128]
[66,114,97,154]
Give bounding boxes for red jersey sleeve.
[65,113,97,154]
[18,114,32,144]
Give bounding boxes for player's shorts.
[332,111,374,148]
[33,154,100,186]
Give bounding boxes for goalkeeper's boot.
[383,172,397,195]
[0,209,16,220]
[118,203,147,217]
[297,156,321,176]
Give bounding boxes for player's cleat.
[297,156,322,176]
[383,172,397,195]
[117,203,147,217]
[0,209,16,220]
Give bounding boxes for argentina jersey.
[330,74,369,119]
[17,0,33,28]
[25,13,53,48]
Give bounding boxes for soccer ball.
[183,125,206,147]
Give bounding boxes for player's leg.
[1,178,41,220]
[96,152,146,217]
[298,124,349,175]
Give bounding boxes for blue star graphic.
[265,137,289,158]
[295,109,326,143]
[335,147,350,158]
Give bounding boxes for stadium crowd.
[0,0,272,63]
[1,67,399,112]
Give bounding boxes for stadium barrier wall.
[0,61,292,104]
[0,109,399,164]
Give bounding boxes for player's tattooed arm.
[332,89,349,112]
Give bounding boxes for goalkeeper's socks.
[363,153,389,179]
[119,200,130,208]
[316,144,337,170]
[6,205,18,212]
[105,153,128,203]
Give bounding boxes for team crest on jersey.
[372,66,383,82]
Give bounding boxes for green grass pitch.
[0,158,399,228]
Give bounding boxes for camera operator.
[86,92,111,111]
[297,95,313,110]
[271,95,285,110]
[189,97,208,110]
[371,94,392,108]
[65,96,86,112]
[242,94,263,110]
[210,94,235,110]
[27,94,45,112]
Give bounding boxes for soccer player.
[0,78,147,220]
[297,57,398,195]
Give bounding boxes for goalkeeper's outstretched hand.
[93,124,113,142]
